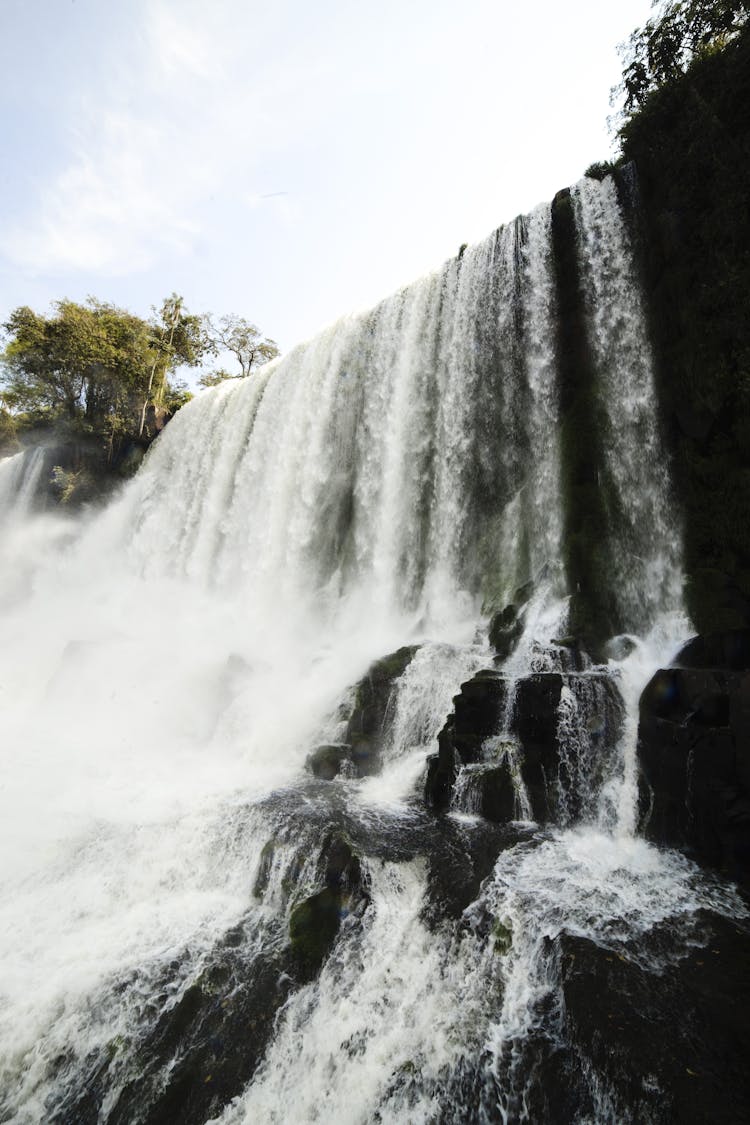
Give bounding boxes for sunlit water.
[0,177,744,1124]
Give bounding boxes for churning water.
[0,176,744,1124]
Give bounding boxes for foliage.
[197,368,238,390]
[0,296,209,463]
[616,0,748,119]
[584,160,620,182]
[136,294,208,437]
[200,314,279,387]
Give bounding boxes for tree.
[137,294,209,436]
[2,299,154,432]
[0,297,201,460]
[616,0,748,117]
[199,314,278,388]
[197,368,237,390]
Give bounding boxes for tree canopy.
[617,0,748,117]
[198,314,279,389]
[0,295,208,461]
[0,296,281,469]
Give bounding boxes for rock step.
[426,668,623,825]
[638,630,750,888]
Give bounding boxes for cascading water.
[0,446,47,521]
[0,175,745,1125]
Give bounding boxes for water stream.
[0,175,744,1124]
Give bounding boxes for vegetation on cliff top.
[0,296,279,502]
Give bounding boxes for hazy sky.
[0,0,653,358]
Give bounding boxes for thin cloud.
[0,0,272,276]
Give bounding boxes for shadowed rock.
[638,630,750,887]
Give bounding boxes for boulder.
[343,645,419,776]
[425,670,506,811]
[426,669,623,824]
[306,743,354,780]
[488,603,523,661]
[559,911,750,1123]
[289,834,366,980]
[638,631,750,887]
[673,628,750,671]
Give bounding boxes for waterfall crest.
[0,175,742,1125]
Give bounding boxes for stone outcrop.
[306,645,419,780]
[426,667,623,824]
[289,834,367,980]
[558,910,750,1123]
[638,629,750,888]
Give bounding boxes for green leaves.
[202,313,279,382]
[616,0,748,119]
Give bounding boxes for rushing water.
[0,176,744,1125]
[0,447,47,521]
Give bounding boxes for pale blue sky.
[0,0,653,359]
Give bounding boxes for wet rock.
[343,645,419,776]
[422,817,526,924]
[471,762,519,823]
[488,603,523,661]
[427,669,623,824]
[71,833,368,1125]
[638,632,750,887]
[289,833,367,981]
[425,670,505,811]
[306,743,354,780]
[604,634,638,661]
[673,628,750,672]
[559,911,750,1123]
[89,935,295,1125]
[289,888,342,978]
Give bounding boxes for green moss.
[289,888,342,978]
[492,918,513,955]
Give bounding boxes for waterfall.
[573,176,684,636]
[0,446,47,520]
[0,175,743,1125]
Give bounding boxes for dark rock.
[76,833,367,1125]
[91,934,295,1125]
[673,628,750,672]
[343,645,419,776]
[559,911,750,1124]
[488,603,523,661]
[638,636,750,887]
[473,763,519,823]
[426,669,623,824]
[289,833,367,981]
[289,888,343,978]
[447,670,508,762]
[306,743,354,780]
[425,670,505,811]
[422,817,529,925]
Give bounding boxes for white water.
[0,176,740,1124]
[0,447,47,520]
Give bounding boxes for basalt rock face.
[58,831,369,1125]
[426,667,624,824]
[425,671,506,813]
[289,835,367,980]
[558,910,750,1124]
[638,630,750,889]
[306,646,419,780]
[621,26,750,634]
[343,645,419,776]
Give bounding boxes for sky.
[0,0,655,365]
